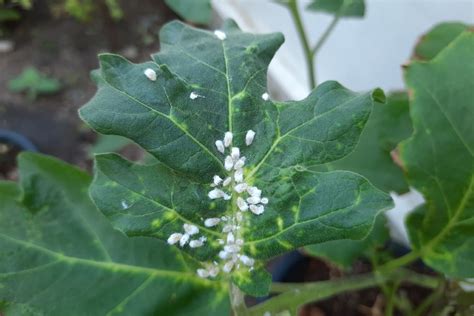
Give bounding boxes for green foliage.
[8,67,61,100]
[402,32,474,278]
[414,22,470,61]
[165,0,211,25]
[60,0,123,22]
[0,8,20,23]
[305,214,389,269]
[312,92,412,193]
[87,134,131,158]
[307,0,365,17]
[0,153,229,315]
[79,20,392,295]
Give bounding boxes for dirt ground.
[0,0,177,178]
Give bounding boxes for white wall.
[213,0,474,100]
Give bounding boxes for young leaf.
[307,0,365,18]
[80,20,392,295]
[312,92,412,193]
[402,32,474,278]
[165,0,211,25]
[0,153,229,315]
[413,22,470,61]
[305,214,389,269]
[8,67,61,100]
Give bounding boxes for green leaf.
[312,92,412,193]
[80,20,392,295]
[402,32,474,278]
[305,214,389,269]
[414,22,471,61]
[8,67,61,100]
[88,134,132,157]
[0,153,229,315]
[307,0,365,18]
[165,0,211,25]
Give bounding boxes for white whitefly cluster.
[144,68,157,81]
[167,223,207,248]
[194,129,268,278]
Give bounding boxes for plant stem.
[413,280,445,316]
[311,15,340,56]
[286,0,317,89]
[377,250,420,274]
[250,273,381,315]
[230,282,248,316]
[254,269,440,315]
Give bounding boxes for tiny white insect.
[261,92,269,101]
[224,132,233,147]
[231,147,240,160]
[222,224,233,233]
[239,255,255,267]
[250,204,265,215]
[213,175,223,186]
[121,200,129,209]
[208,188,225,199]
[237,196,249,211]
[224,244,241,253]
[183,223,199,235]
[179,233,190,247]
[234,169,244,183]
[247,186,262,198]
[167,233,183,245]
[223,177,232,187]
[189,239,205,248]
[224,155,234,171]
[215,140,225,154]
[144,68,157,81]
[235,238,244,246]
[223,260,235,273]
[261,197,269,204]
[208,266,219,277]
[245,130,256,146]
[204,217,220,227]
[233,157,246,170]
[189,91,203,100]
[247,196,261,205]
[219,250,231,260]
[197,268,209,278]
[214,30,227,40]
[227,232,235,244]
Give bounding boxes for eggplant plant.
[0,5,473,316]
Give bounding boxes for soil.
[0,0,178,180]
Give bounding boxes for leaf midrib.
[0,232,212,285]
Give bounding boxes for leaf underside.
[0,153,228,315]
[79,20,392,295]
[402,31,474,278]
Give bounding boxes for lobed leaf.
[80,20,392,295]
[402,32,474,278]
[0,153,229,315]
[311,92,412,193]
[165,0,212,25]
[413,22,471,61]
